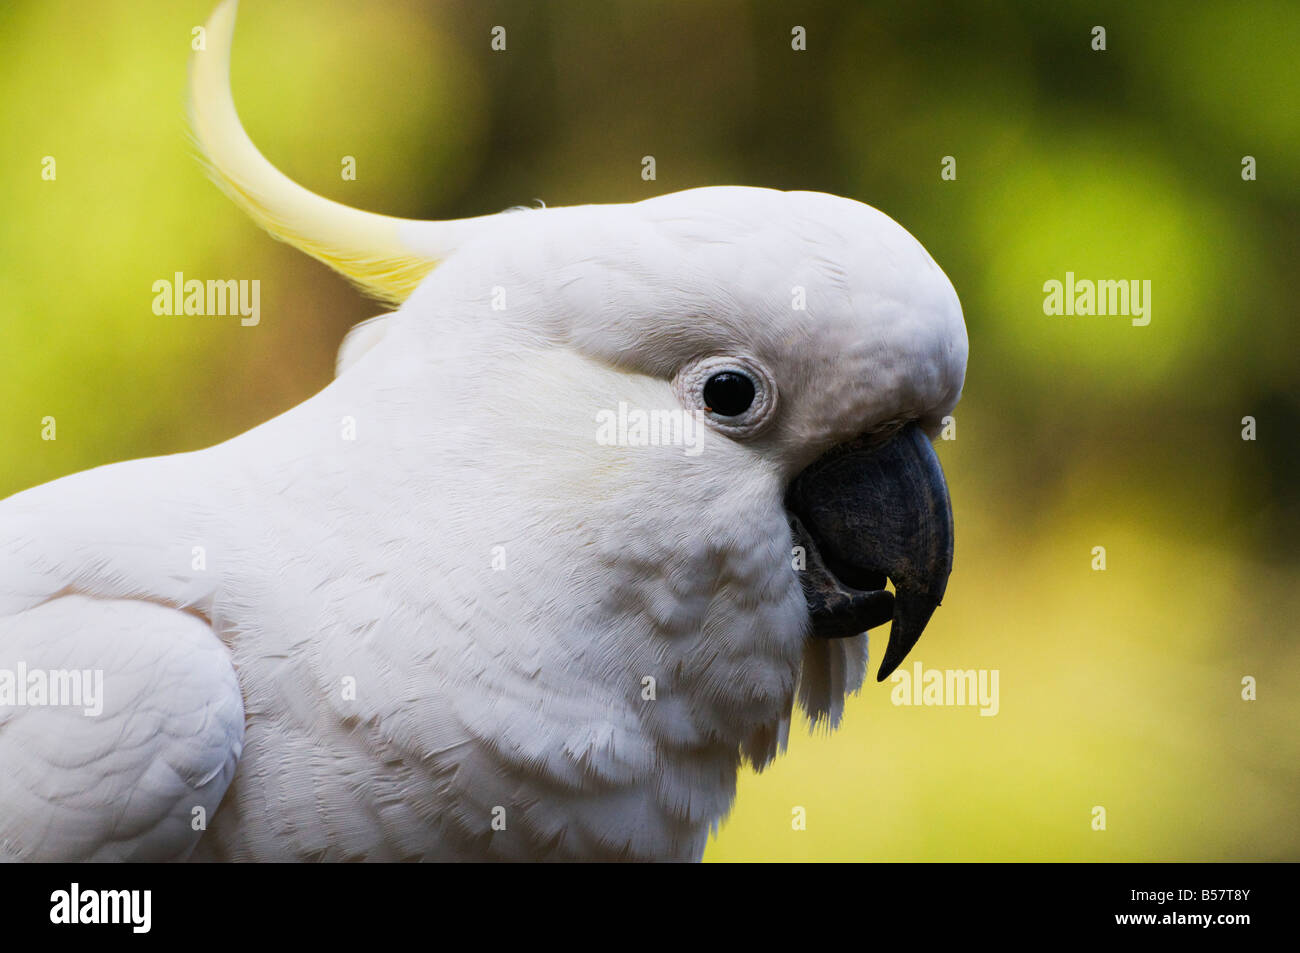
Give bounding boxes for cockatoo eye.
[702,372,755,416]
[673,355,778,437]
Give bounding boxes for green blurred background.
[1,0,1296,860]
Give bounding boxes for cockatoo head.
[399,184,967,677]
[190,1,966,790]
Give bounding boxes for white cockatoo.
[0,0,967,861]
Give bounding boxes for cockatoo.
[0,0,966,862]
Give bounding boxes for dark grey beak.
[787,423,954,681]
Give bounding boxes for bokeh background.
[1,0,1296,860]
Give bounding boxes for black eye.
[703,371,756,416]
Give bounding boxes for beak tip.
[873,593,940,682]
[874,641,909,682]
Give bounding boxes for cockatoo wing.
[0,595,243,861]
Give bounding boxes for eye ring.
[673,355,778,438]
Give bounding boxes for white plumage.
[0,0,966,861]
